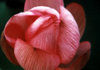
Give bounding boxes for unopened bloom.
[0,0,91,70]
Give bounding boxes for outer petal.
[72,41,91,69]
[4,11,39,47]
[56,41,91,70]
[58,6,80,64]
[0,33,18,65]
[14,39,60,70]
[24,0,64,11]
[66,3,86,37]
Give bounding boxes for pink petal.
[24,0,64,11]
[14,39,60,70]
[73,41,91,69]
[56,41,91,70]
[0,33,18,65]
[66,3,86,38]
[4,11,39,47]
[25,6,60,41]
[25,6,60,54]
[29,6,60,19]
[26,16,59,54]
[75,41,91,58]
[58,6,80,64]
[25,16,51,41]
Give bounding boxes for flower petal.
[66,3,86,38]
[0,33,18,65]
[72,41,91,69]
[58,6,80,64]
[26,15,59,54]
[25,6,60,54]
[25,16,51,41]
[57,41,91,70]
[75,41,91,58]
[14,39,60,70]
[4,11,39,47]
[30,6,60,19]
[24,0,64,11]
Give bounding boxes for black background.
[0,0,100,70]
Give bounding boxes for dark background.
[0,0,100,70]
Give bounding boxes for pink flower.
[0,0,91,70]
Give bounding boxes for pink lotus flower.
[0,0,91,70]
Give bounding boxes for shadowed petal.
[56,68,67,70]
[24,0,64,11]
[0,33,18,65]
[14,39,60,70]
[66,3,86,38]
[75,41,91,58]
[72,41,91,69]
[56,41,91,70]
[58,6,80,64]
[4,11,39,47]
